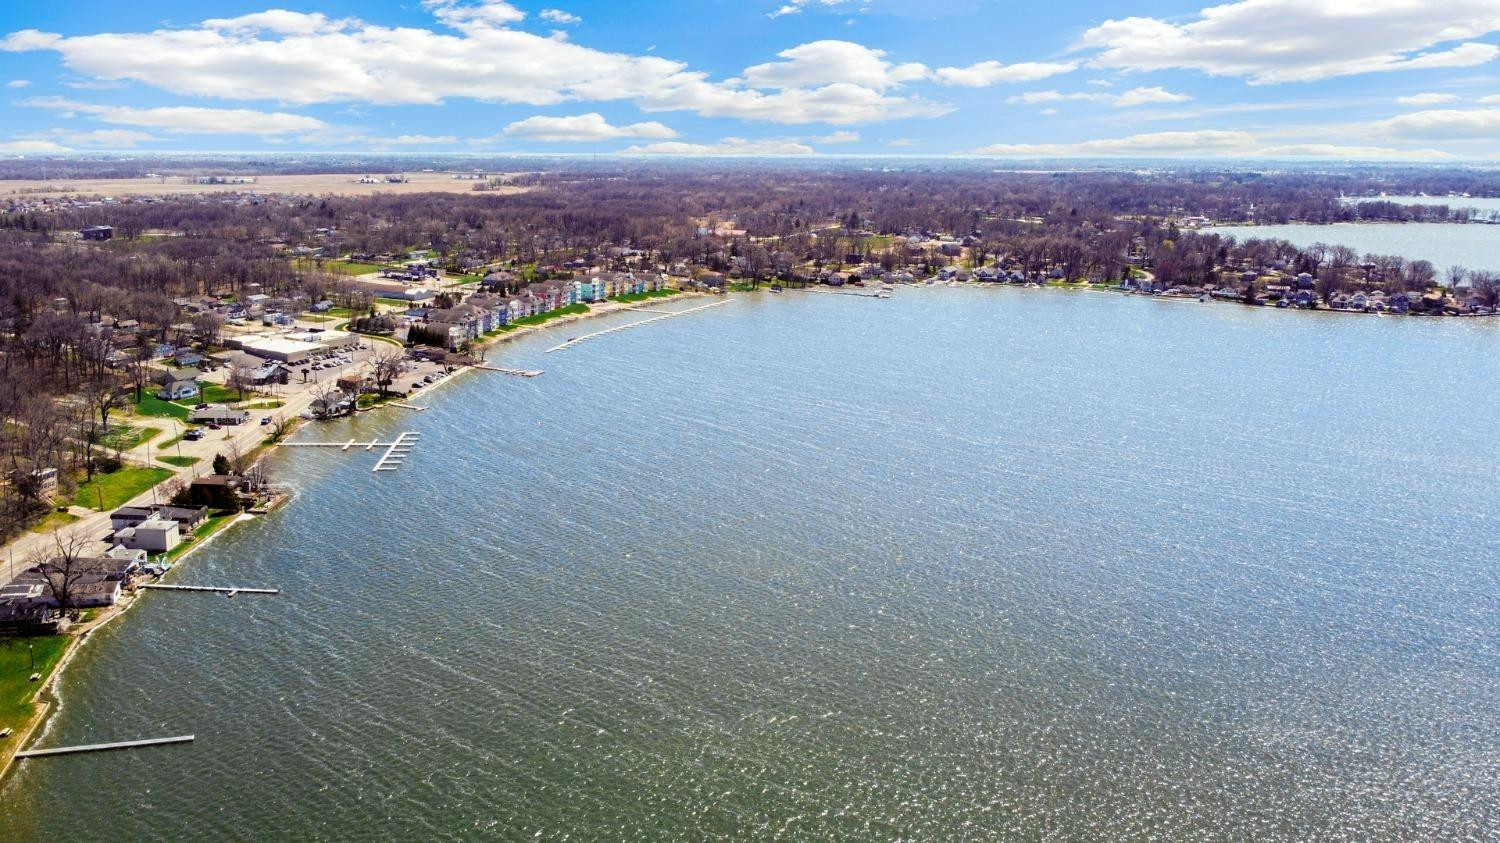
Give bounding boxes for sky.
[1,0,1499,160]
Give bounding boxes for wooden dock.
[473,364,543,377]
[392,402,427,411]
[545,300,730,353]
[16,735,194,759]
[140,584,279,595]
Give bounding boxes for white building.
[113,518,181,553]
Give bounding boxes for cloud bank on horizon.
[0,0,1498,159]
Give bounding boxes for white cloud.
[1256,143,1452,159]
[932,60,1078,87]
[388,134,458,145]
[423,0,527,29]
[1008,86,1191,108]
[21,97,329,135]
[0,139,72,153]
[24,128,157,147]
[0,30,62,51]
[1,11,948,125]
[742,41,927,91]
[973,129,1452,159]
[1372,107,1500,140]
[768,0,862,19]
[503,112,676,141]
[1080,0,1500,84]
[540,9,581,25]
[199,11,350,35]
[6,79,30,88]
[624,137,815,155]
[1395,93,1461,106]
[812,130,859,143]
[887,138,916,147]
[976,130,1255,157]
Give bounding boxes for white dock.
[140,584,279,595]
[545,300,729,353]
[277,432,422,472]
[16,735,194,759]
[474,365,543,377]
[372,431,421,472]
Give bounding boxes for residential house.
[188,405,249,425]
[112,517,181,553]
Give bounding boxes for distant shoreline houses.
[411,271,664,349]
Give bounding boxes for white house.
[113,517,181,553]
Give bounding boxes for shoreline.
[0,291,702,782]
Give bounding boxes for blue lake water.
[1,289,1496,840]
[1222,222,1500,272]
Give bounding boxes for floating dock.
[16,735,194,759]
[546,300,730,353]
[372,431,421,472]
[277,432,422,473]
[140,584,279,595]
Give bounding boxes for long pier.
[140,584,279,595]
[473,364,544,377]
[16,735,194,759]
[545,300,729,353]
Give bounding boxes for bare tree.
[370,348,404,397]
[227,362,257,401]
[193,311,224,346]
[31,529,101,620]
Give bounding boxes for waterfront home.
[1389,292,1412,313]
[189,405,250,425]
[111,504,209,532]
[1349,292,1369,310]
[112,517,181,553]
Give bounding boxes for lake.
[1,289,1496,840]
[1343,195,1500,217]
[1219,222,1500,272]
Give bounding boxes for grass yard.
[174,383,241,406]
[132,394,190,420]
[72,466,173,511]
[609,289,679,303]
[0,636,72,738]
[242,401,284,410]
[506,303,589,329]
[293,258,389,276]
[158,455,200,467]
[164,514,236,562]
[32,510,79,533]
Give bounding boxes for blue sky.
[2,0,1499,159]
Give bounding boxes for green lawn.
[242,401,284,410]
[132,394,190,420]
[31,510,79,533]
[164,514,235,562]
[609,289,679,303]
[174,383,241,406]
[72,466,173,511]
[158,455,200,467]
[505,303,589,329]
[0,636,71,738]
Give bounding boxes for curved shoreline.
[0,291,702,784]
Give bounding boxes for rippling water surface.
[2,289,1497,840]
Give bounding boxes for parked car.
[183,429,204,441]
[260,417,273,426]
